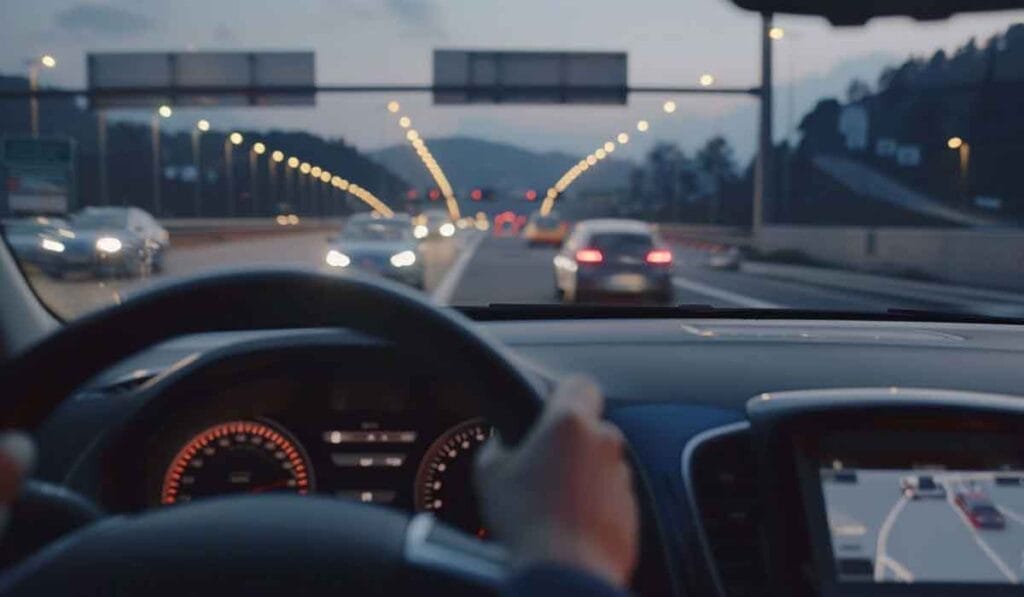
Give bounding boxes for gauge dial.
[414,418,491,537]
[161,420,313,505]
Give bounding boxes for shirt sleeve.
[501,563,628,597]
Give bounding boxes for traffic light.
[525,189,537,201]
[406,189,419,200]
[428,189,441,201]
[471,188,483,201]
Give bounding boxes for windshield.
[71,210,128,229]
[3,3,1024,320]
[342,220,411,242]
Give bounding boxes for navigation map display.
[821,466,1024,584]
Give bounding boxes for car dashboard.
[30,317,1024,597]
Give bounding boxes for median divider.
[161,218,345,248]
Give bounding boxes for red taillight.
[575,248,603,264]
[646,249,672,264]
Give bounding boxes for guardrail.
[160,217,344,248]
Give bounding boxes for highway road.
[21,229,1024,320]
[824,470,1024,584]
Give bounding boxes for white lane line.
[877,555,915,582]
[874,495,910,581]
[431,232,486,305]
[672,275,784,309]
[997,504,1024,527]
[945,492,1019,583]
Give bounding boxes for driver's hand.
[474,376,638,588]
[0,432,34,537]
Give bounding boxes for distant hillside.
[372,136,632,194]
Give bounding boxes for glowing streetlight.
[311,166,322,178]
[663,100,677,114]
[229,132,244,145]
[595,149,607,160]
[300,162,311,174]
[27,53,57,138]
[586,155,598,166]
[406,129,420,142]
[272,150,284,163]
[320,171,331,183]
[603,141,615,153]
[617,132,629,144]
[288,156,300,168]
[399,116,411,128]
[40,55,56,68]
[769,27,785,40]
[947,136,964,150]
[387,100,401,113]
[158,105,173,118]
[253,142,266,155]
[196,119,210,132]
[637,120,650,132]
[699,73,716,87]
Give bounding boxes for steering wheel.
[0,269,545,595]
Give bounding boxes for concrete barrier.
[758,225,1024,292]
[160,217,344,248]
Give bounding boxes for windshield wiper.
[454,303,1024,325]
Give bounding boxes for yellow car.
[522,213,569,247]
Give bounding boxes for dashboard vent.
[685,423,766,597]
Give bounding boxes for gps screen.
[820,466,1024,584]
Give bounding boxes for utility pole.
[753,13,774,239]
[97,110,109,205]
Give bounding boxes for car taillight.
[646,249,672,264]
[575,248,603,264]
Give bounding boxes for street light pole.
[753,13,774,239]
[26,55,55,138]
[151,105,172,215]
[97,110,109,204]
[193,119,209,216]
[250,142,266,216]
[224,132,243,217]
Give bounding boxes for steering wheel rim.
[0,269,547,595]
[0,268,543,441]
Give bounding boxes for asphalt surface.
[21,230,1024,320]
[824,470,1024,584]
[444,236,1024,316]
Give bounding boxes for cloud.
[53,3,155,38]
[382,0,445,36]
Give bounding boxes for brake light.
[646,249,672,264]
[575,248,603,264]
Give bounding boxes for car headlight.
[439,222,456,237]
[413,225,429,239]
[390,250,417,268]
[95,236,123,253]
[325,249,351,267]
[40,238,65,253]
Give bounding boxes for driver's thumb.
[0,432,35,536]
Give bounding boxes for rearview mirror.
[729,0,1023,25]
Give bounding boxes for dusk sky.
[3,1,1023,161]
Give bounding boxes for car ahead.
[706,245,743,270]
[324,213,424,289]
[954,491,1006,529]
[900,474,946,499]
[523,212,569,247]
[0,216,72,278]
[554,219,674,304]
[61,207,168,278]
[412,209,455,239]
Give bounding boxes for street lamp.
[192,119,210,216]
[268,150,284,212]
[948,137,971,207]
[224,132,244,217]
[151,105,173,215]
[26,54,56,137]
[617,132,629,144]
[387,100,401,113]
[699,73,716,87]
[662,100,677,114]
[249,142,267,216]
[637,120,650,132]
[769,27,785,40]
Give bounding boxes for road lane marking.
[945,492,1019,583]
[874,495,910,581]
[998,505,1024,527]
[673,275,784,309]
[877,555,914,582]
[431,232,486,305]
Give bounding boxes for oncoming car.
[324,213,424,288]
[61,207,168,278]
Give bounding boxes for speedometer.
[161,420,313,505]
[414,419,491,537]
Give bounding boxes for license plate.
[606,273,646,291]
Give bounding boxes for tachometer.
[161,420,313,505]
[414,418,491,537]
